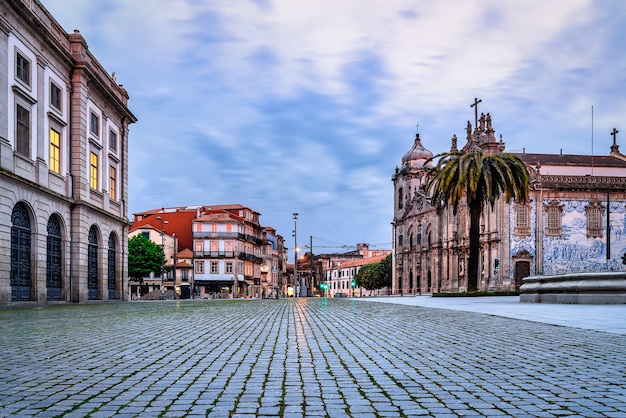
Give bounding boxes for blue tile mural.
[510,199,626,276]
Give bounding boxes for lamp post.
[156,216,168,300]
[172,233,177,300]
[293,212,298,297]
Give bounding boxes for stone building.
[0,0,136,304]
[392,113,626,294]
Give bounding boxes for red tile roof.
[130,204,261,251]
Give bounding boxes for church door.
[514,261,530,289]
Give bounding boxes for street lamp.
[172,233,177,300]
[293,212,298,297]
[156,216,168,300]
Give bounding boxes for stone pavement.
[0,298,624,417]
[362,295,626,335]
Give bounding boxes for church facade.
[392,113,626,294]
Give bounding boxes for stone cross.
[611,128,619,145]
[470,98,482,131]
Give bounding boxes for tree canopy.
[128,234,164,281]
[355,254,392,290]
[426,150,529,291]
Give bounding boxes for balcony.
[193,231,242,240]
[238,252,263,264]
[193,251,237,259]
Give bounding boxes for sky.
[42,0,626,259]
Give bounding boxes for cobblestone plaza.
[1,298,625,417]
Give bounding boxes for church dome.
[402,133,433,167]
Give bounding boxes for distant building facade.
[130,205,286,299]
[392,113,626,294]
[128,225,178,299]
[0,1,136,304]
[263,227,286,298]
[320,244,391,297]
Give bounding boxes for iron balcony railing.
[193,251,263,264]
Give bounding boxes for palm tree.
[426,150,530,292]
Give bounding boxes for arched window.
[545,201,564,237]
[108,233,117,299]
[47,215,63,301]
[585,200,604,238]
[88,226,99,300]
[514,204,531,237]
[11,204,32,301]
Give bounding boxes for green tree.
[426,151,529,292]
[355,263,377,289]
[355,254,392,290]
[374,253,392,289]
[128,234,163,283]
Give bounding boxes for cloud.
[41,0,626,252]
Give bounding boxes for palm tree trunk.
[467,203,482,292]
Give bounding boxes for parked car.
[334,292,347,298]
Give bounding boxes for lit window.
[16,104,30,156]
[16,52,30,86]
[90,152,99,190]
[50,82,62,110]
[109,166,117,200]
[50,128,61,174]
[226,224,232,233]
[90,112,99,136]
[211,224,218,233]
[109,130,117,151]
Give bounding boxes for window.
[515,204,531,237]
[109,130,117,151]
[16,52,30,86]
[16,104,30,156]
[90,112,99,136]
[211,224,218,233]
[398,187,403,209]
[89,152,99,190]
[195,241,203,252]
[225,241,233,252]
[210,241,218,252]
[109,165,117,200]
[226,224,232,233]
[50,82,62,110]
[195,260,204,274]
[545,201,563,237]
[141,232,150,240]
[226,262,233,274]
[585,200,604,238]
[459,209,467,237]
[210,261,218,274]
[181,270,189,282]
[49,128,61,174]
